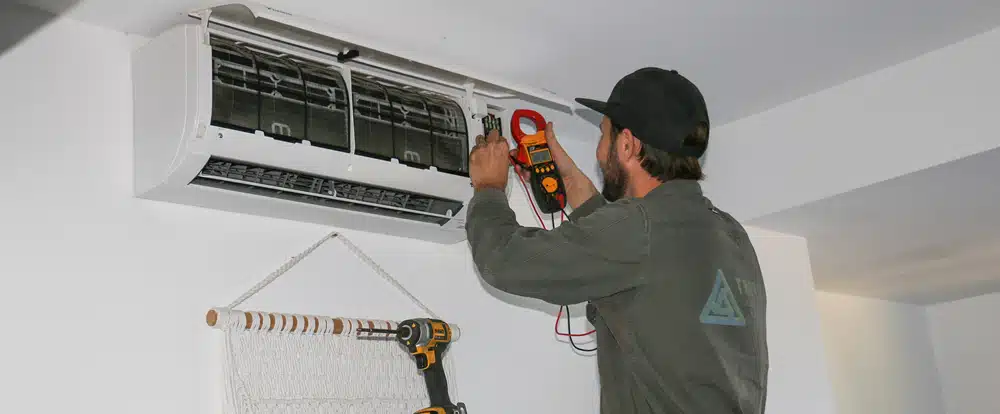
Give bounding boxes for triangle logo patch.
[700,269,746,326]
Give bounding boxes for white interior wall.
[926,292,1000,414]
[815,292,945,414]
[812,281,1000,414]
[0,9,836,414]
[748,230,839,414]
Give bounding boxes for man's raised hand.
[539,122,598,209]
[469,129,511,191]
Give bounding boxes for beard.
[599,154,627,202]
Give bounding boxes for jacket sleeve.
[567,192,608,221]
[465,188,650,305]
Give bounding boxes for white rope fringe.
[220,324,457,413]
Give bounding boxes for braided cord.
[225,230,438,319]
[335,235,439,319]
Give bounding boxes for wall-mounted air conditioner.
[131,2,572,244]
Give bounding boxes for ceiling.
[2,1,77,55]
[19,0,1000,126]
[750,147,1000,305]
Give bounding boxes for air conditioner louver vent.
[208,33,470,176]
[191,158,463,225]
[210,36,351,151]
[350,75,469,175]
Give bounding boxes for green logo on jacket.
[700,269,746,326]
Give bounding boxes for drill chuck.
[399,324,416,342]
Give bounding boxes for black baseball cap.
[576,67,709,158]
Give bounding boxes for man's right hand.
[510,122,598,210]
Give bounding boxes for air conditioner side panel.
[132,24,202,197]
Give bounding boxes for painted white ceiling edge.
[750,145,1000,305]
[17,0,1000,128]
[701,25,1000,223]
[828,238,1000,305]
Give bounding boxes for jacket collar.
[647,179,703,198]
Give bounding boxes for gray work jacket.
[466,179,768,413]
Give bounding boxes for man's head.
[577,68,710,201]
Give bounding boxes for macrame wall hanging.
[205,231,460,414]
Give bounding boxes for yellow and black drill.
[360,318,467,414]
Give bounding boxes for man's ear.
[620,128,641,160]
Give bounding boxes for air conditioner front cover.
[190,1,574,109]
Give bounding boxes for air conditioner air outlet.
[191,158,464,226]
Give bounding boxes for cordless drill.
[360,318,467,414]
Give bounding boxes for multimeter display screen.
[530,150,552,164]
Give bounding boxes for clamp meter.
[509,109,566,214]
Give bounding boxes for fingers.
[545,121,564,151]
[487,129,509,149]
[512,164,530,181]
[544,122,566,157]
[491,144,508,162]
[509,151,526,178]
[472,132,505,160]
[471,132,510,160]
[485,129,508,154]
[518,166,530,181]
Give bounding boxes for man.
[465,67,768,413]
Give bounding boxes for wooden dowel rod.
[205,308,461,341]
[206,308,401,336]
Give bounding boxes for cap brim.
[575,98,608,115]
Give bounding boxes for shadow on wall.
[472,265,590,321]
[1,1,80,57]
[575,107,604,128]
[474,271,596,354]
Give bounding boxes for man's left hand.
[469,129,511,191]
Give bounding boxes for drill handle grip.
[423,358,452,408]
